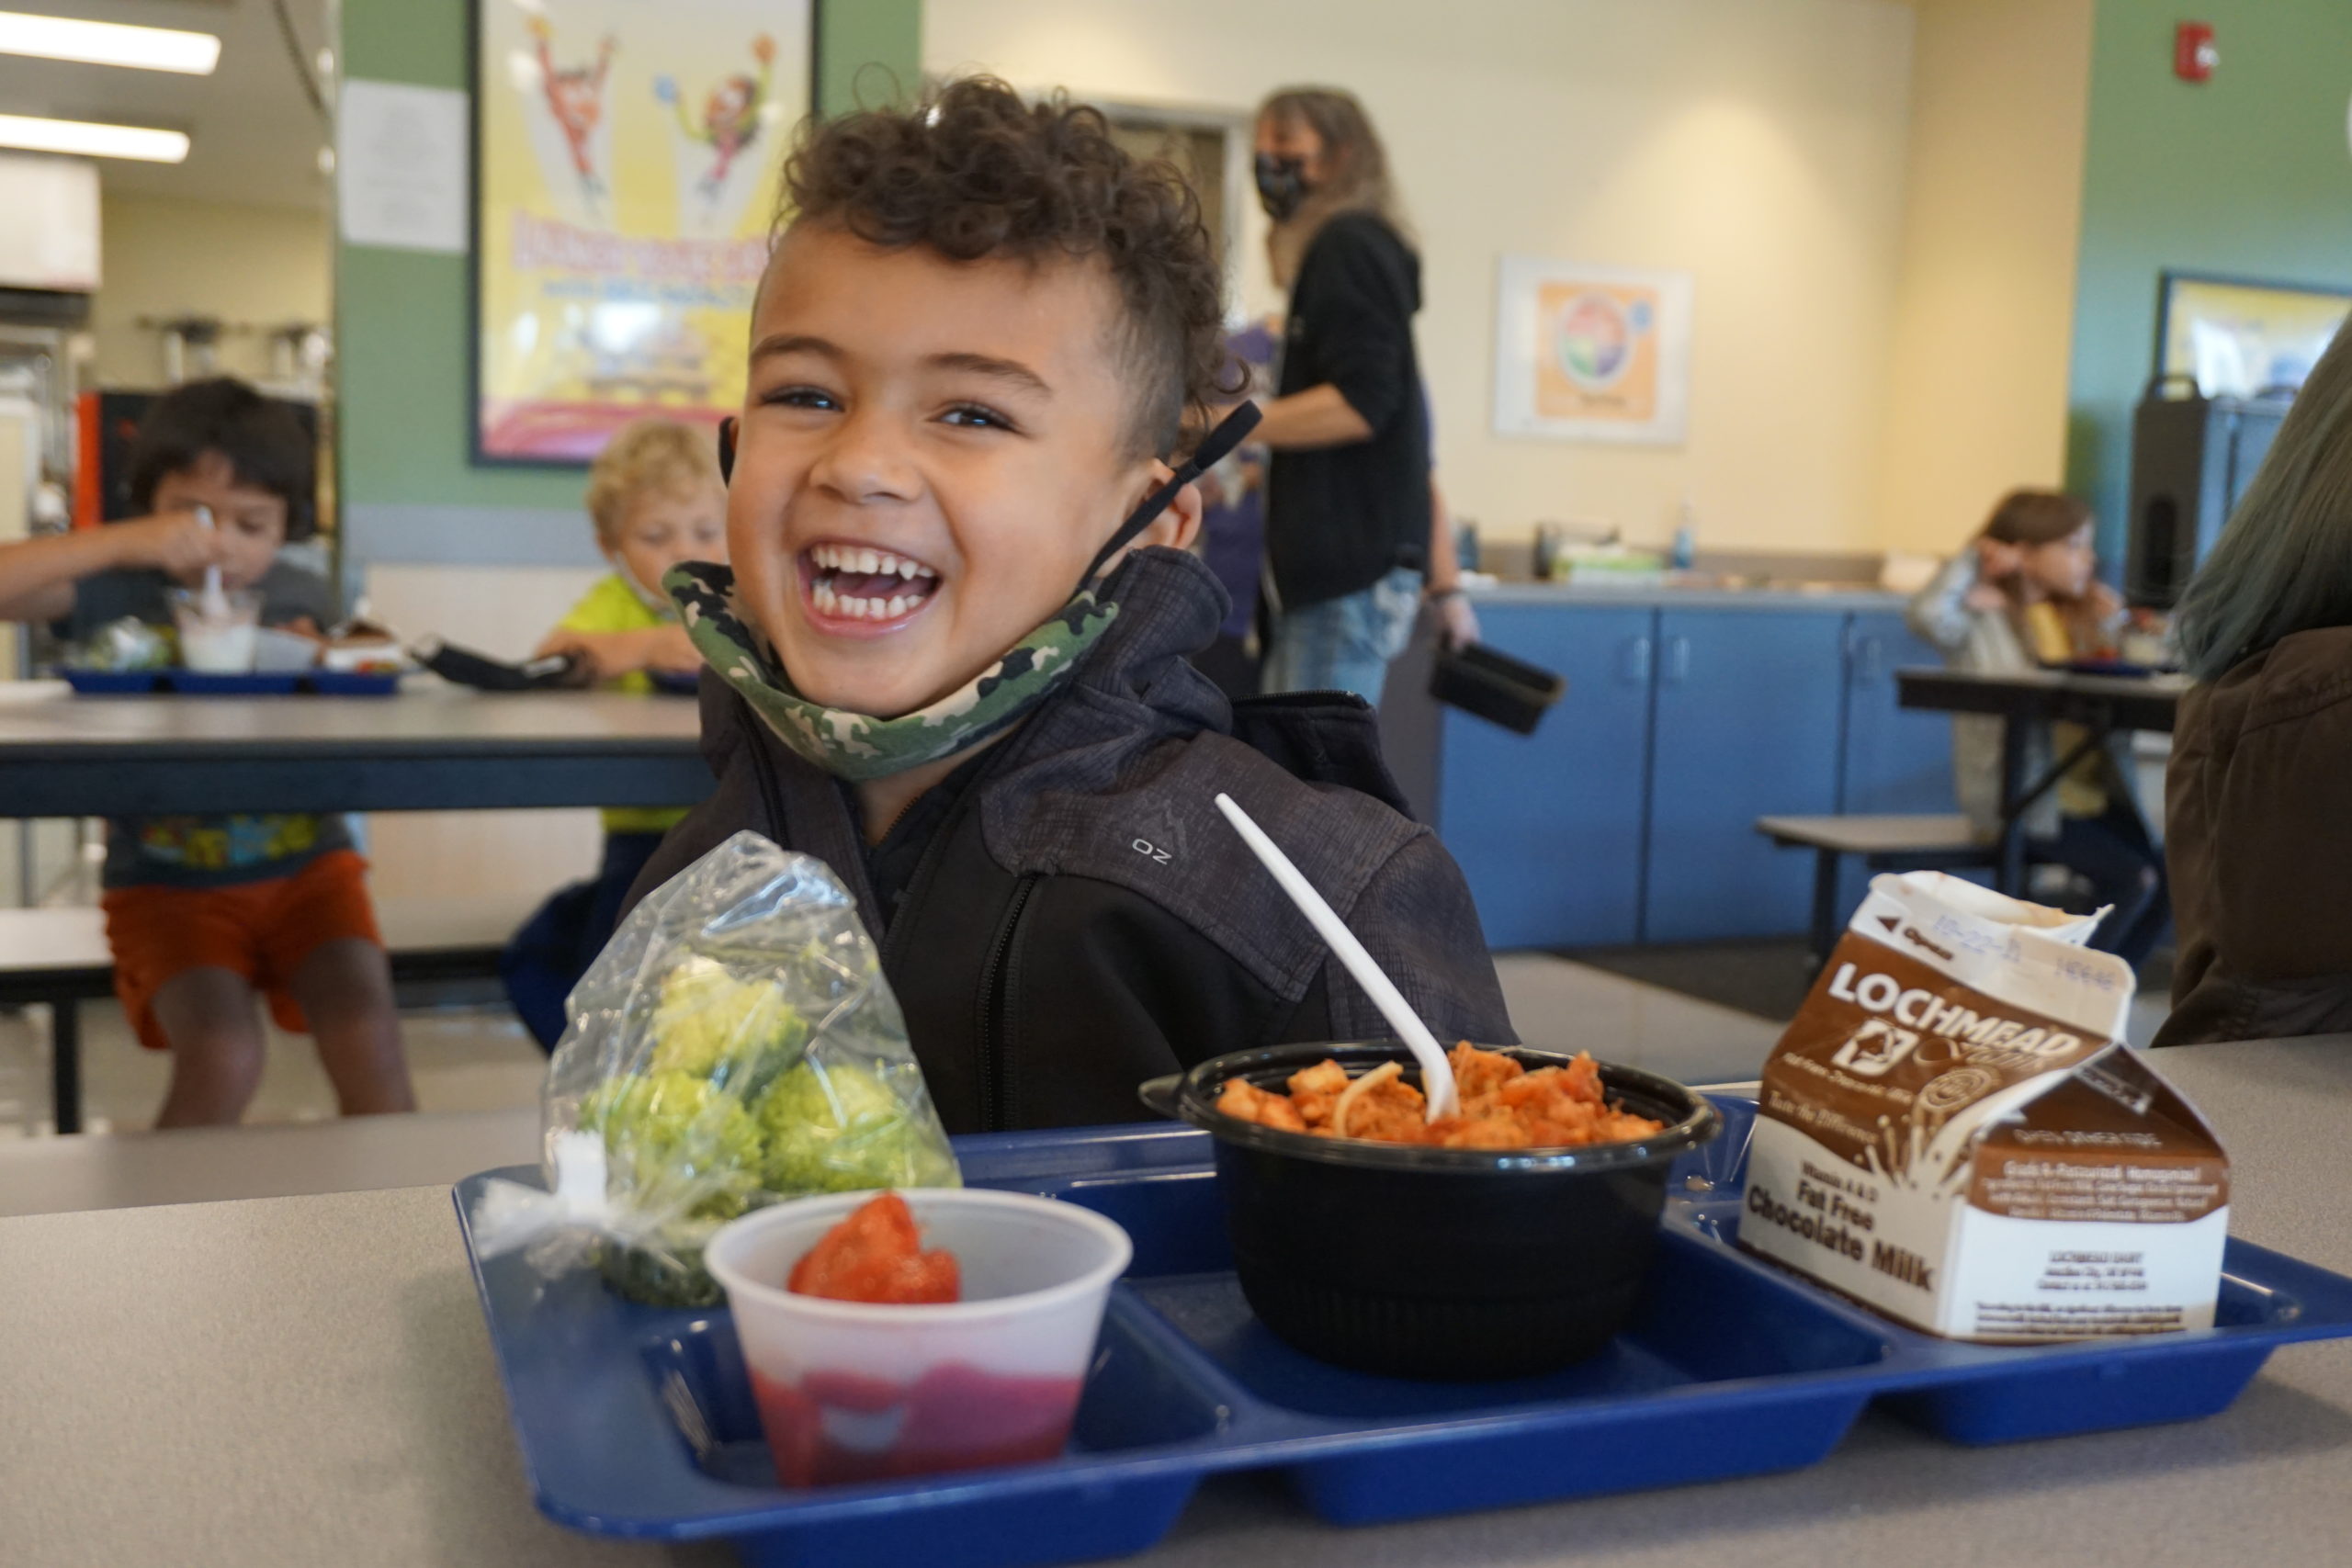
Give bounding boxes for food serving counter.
[4,1037,2350,1567]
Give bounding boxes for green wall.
[334,0,922,517]
[2065,0,2352,556]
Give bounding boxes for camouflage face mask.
[665,561,1116,782]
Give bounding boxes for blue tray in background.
[453,1100,2352,1568]
[63,669,400,696]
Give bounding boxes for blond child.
[501,421,728,1046]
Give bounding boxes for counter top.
[6,1038,2351,1567]
[1466,581,1911,612]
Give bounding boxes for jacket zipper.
[976,874,1039,1132]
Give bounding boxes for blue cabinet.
[1839,612,1954,814]
[1434,604,1654,949]
[1837,611,1961,916]
[1415,596,1962,951]
[1642,608,1849,942]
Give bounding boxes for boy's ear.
[1124,458,1204,555]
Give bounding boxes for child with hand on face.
[0,378,412,1126]
[624,78,1514,1133]
[501,420,728,1048]
[1908,490,2165,967]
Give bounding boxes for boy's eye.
[940,402,1016,432]
[761,384,842,412]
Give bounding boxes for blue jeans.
[1261,567,1423,705]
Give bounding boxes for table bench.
[1756,813,2002,965]
[0,893,541,1134]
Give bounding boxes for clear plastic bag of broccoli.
[475,830,958,1306]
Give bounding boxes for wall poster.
[472,0,812,464]
[1492,256,1692,445]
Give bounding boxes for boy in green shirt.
[502,420,729,1045]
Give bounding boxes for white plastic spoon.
[1213,792,1460,1121]
[192,503,227,617]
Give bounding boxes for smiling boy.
[630,79,1512,1130]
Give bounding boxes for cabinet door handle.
[1621,636,1653,685]
[1861,636,1885,682]
[1664,635,1691,685]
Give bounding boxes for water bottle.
[1670,499,1698,571]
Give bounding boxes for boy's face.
[609,483,728,602]
[152,451,288,592]
[729,221,1199,718]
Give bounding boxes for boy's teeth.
[886,595,908,617]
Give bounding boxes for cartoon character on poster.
[477,0,810,462]
[655,32,786,237]
[517,15,617,225]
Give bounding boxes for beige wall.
[1873,0,2094,556]
[925,0,1919,554]
[89,192,330,389]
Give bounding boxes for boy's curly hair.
[780,76,1238,460]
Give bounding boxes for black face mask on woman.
[1253,152,1309,221]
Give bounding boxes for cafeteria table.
[4,1036,2350,1568]
[1895,666,2186,892]
[0,678,712,818]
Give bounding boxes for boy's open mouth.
[797,541,944,631]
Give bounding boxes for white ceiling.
[0,0,330,211]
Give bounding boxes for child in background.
[0,378,413,1126]
[1907,490,2166,966]
[501,420,728,1048]
[627,78,1512,1132]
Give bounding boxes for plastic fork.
[1213,792,1460,1121]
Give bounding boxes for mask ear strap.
[718,416,738,485]
[1082,400,1263,586]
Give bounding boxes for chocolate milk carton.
[1741,872,2227,1341]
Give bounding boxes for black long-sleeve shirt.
[1266,211,1430,609]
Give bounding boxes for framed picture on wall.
[2154,269,2352,400]
[1491,257,1693,445]
[470,0,813,466]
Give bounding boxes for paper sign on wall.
[1493,256,1692,445]
[339,80,469,254]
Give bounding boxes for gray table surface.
[0,678,707,747]
[0,1105,540,1220]
[6,1038,2350,1566]
[0,678,709,816]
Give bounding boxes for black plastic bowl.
[1171,1042,1719,1381]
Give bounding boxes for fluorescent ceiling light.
[0,112,187,163]
[0,10,220,74]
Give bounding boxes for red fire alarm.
[2176,22,2217,83]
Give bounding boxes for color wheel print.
[1553,292,1636,391]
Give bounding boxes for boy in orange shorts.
[0,380,413,1125]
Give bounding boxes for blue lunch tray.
[452,1097,2352,1568]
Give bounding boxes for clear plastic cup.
[169,588,262,672]
[704,1189,1133,1488]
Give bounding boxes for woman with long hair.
[1906,490,2165,968]
[2156,321,2352,1043]
[1250,86,1450,701]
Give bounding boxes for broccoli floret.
[580,1068,765,1212]
[755,1058,959,1194]
[646,956,808,1090]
